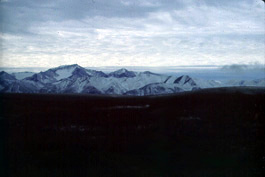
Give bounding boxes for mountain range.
[0,64,264,95]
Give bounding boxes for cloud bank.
[221,63,265,72]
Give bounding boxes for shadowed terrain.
[0,87,265,177]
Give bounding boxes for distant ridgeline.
[0,64,264,95]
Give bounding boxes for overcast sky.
[0,0,264,67]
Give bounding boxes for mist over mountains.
[0,64,264,95]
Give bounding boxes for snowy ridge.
[1,64,264,95]
[12,72,35,80]
[109,68,136,78]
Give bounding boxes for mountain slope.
[12,72,35,80]
[0,71,38,93]
[0,64,264,95]
[124,83,184,96]
[0,71,17,91]
[225,79,265,87]
[108,68,136,78]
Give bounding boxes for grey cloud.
[0,0,264,67]
[1,0,263,34]
[0,0,160,34]
[221,64,248,71]
[221,63,265,72]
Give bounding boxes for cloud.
[0,0,264,67]
[221,63,265,72]
[221,64,248,71]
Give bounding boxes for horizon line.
[1,64,264,69]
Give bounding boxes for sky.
[0,0,264,68]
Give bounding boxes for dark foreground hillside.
[0,87,265,177]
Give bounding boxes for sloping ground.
[0,87,264,177]
[2,64,264,95]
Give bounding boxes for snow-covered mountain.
[124,83,185,96]
[25,64,83,84]
[224,79,265,87]
[0,71,16,91]
[108,68,136,78]
[0,71,38,93]
[0,64,264,95]
[12,72,35,80]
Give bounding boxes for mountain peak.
[0,71,16,80]
[0,71,9,75]
[0,71,7,75]
[53,64,81,70]
[71,67,90,78]
[174,75,197,86]
[115,68,129,73]
[109,68,136,78]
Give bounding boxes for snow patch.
[12,72,35,80]
[55,67,76,80]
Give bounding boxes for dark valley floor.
[0,87,265,177]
